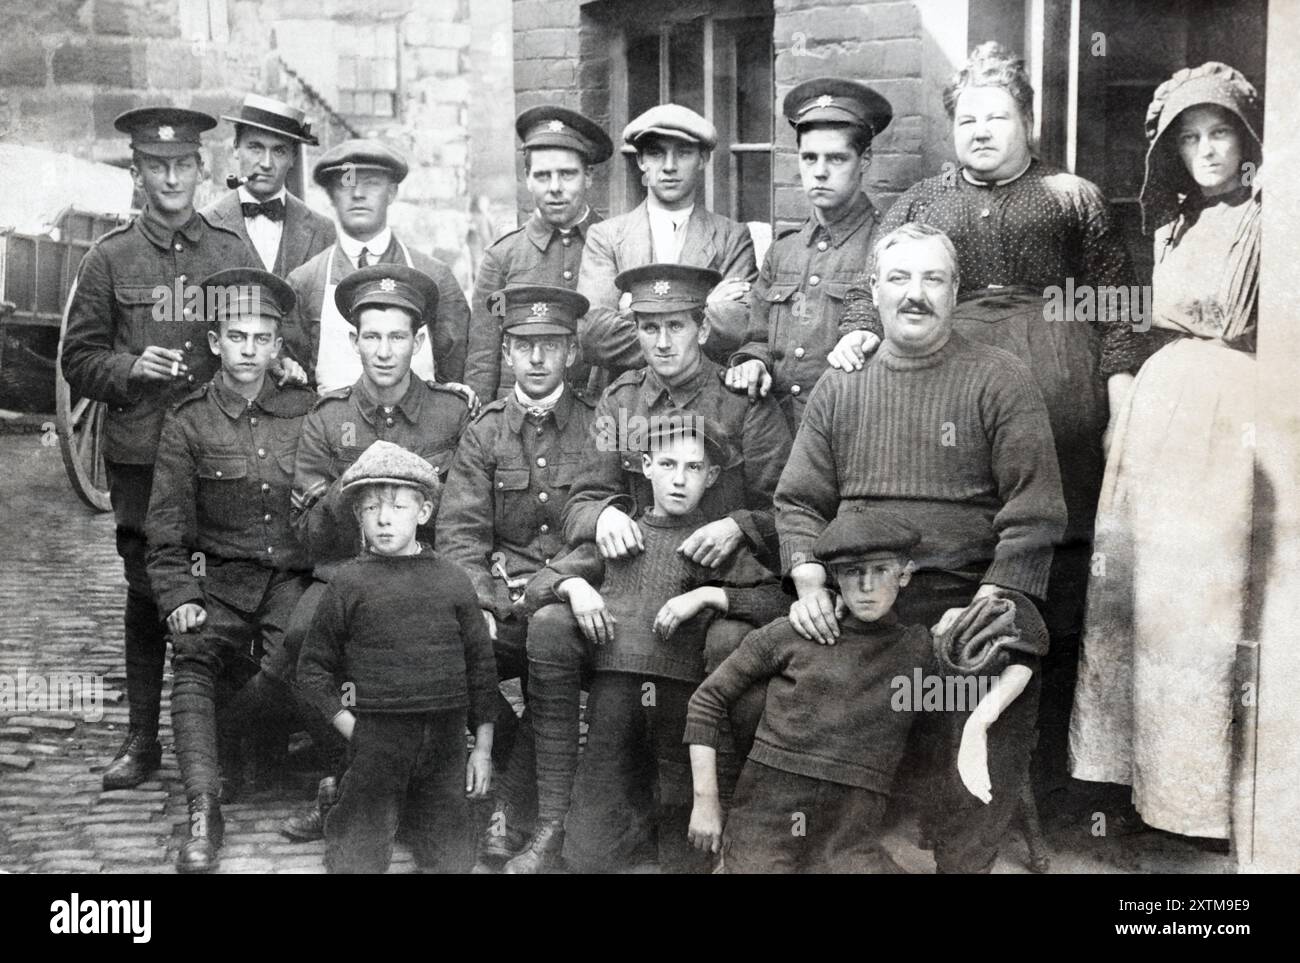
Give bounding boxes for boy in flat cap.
[438,283,597,869]
[281,138,471,395]
[464,107,613,403]
[204,93,336,277]
[516,416,786,873]
[144,268,317,872]
[280,263,471,841]
[296,440,497,873]
[686,508,933,873]
[577,104,758,381]
[727,78,892,432]
[61,107,265,791]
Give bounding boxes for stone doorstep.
[0,727,32,741]
[1,717,77,731]
[0,755,32,770]
[32,860,105,873]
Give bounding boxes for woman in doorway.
[1069,63,1262,843]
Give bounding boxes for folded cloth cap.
[815,507,921,565]
[222,93,318,145]
[516,106,614,164]
[933,590,1049,677]
[783,77,894,138]
[199,267,296,329]
[340,440,440,501]
[636,410,732,467]
[616,263,721,314]
[313,138,410,186]
[1140,62,1263,233]
[116,107,216,158]
[623,104,718,150]
[489,284,589,336]
[334,264,440,326]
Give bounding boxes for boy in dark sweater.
[520,415,787,873]
[685,509,935,873]
[297,440,497,873]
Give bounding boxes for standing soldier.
[726,79,892,432]
[203,93,336,277]
[577,105,758,379]
[144,269,317,873]
[439,284,596,870]
[61,108,264,791]
[463,107,613,403]
[281,140,471,394]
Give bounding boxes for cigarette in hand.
[171,360,180,377]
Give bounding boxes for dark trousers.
[170,574,308,800]
[723,761,890,874]
[325,710,472,874]
[526,604,750,826]
[106,461,167,735]
[893,571,1041,874]
[563,673,711,874]
[1035,542,1091,794]
[490,615,538,832]
[279,579,354,776]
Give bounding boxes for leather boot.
[280,775,337,842]
[176,793,224,874]
[503,821,565,875]
[473,807,531,870]
[102,729,162,791]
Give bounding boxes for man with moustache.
[281,140,471,394]
[775,222,1066,874]
[577,105,757,379]
[463,107,613,402]
[61,107,262,790]
[202,94,335,278]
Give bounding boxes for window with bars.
[611,5,774,224]
[337,24,400,121]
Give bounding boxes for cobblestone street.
[0,427,1232,875]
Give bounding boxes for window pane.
[669,20,704,115]
[736,152,771,223]
[734,21,773,144]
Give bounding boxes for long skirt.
[1069,337,1256,839]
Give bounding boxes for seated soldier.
[144,268,316,873]
[519,416,787,873]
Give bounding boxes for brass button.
[540,524,549,534]
[266,547,274,555]
[562,270,573,280]
[793,347,805,359]
[263,514,271,523]
[817,240,828,252]
[544,557,551,565]
[214,470,223,478]
[184,341,193,350]
[790,384,801,396]
[981,208,991,218]
[808,275,820,286]
[249,416,257,426]
[187,374,195,382]
[561,236,572,246]
[261,482,270,493]
[385,417,394,426]
[496,481,504,489]
[536,456,547,468]
[257,448,266,458]
[174,242,183,251]
[538,492,549,503]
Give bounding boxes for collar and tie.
[241,197,286,222]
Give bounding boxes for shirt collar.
[505,385,575,433]
[338,225,393,262]
[210,371,263,419]
[139,207,203,249]
[526,207,593,250]
[646,195,695,224]
[961,156,1036,188]
[802,191,877,248]
[237,185,289,206]
[640,357,715,409]
[353,374,423,425]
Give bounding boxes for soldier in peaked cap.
[577,103,758,385]
[464,106,614,404]
[727,77,892,432]
[439,283,598,869]
[281,138,471,395]
[144,267,319,873]
[61,107,263,793]
[203,93,336,277]
[278,263,472,843]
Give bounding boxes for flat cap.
[340,440,440,500]
[814,508,921,564]
[623,104,718,150]
[933,590,1049,677]
[489,284,589,336]
[616,263,720,314]
[222,93,318,145]
[198,267,296,329]
[637,410,731,467]
[334,264,440,326]
[516,106,614,164]
[313,138,409,186]
[116,107,216,158]
[784,78,893,137]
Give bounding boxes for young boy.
[521,415,787,873]
[296,440,497,873]
[685,508,935,873]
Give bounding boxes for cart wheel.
[55,280,112,513]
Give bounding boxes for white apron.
[314,239,438,394]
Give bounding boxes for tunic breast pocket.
[196,454,249,524]
[763,282,801,361]
[492,467,532,530]
[419,439,459,480]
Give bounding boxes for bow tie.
[241,198,286,222]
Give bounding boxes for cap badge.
[653,280,671,296]
[379,278,397,292]
[531,302,550,317]
[815,94,834,109]
[547,120,566,132]
[158,125,175,141]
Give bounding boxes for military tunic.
[464,209,600,402]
